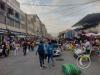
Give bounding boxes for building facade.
[26,14,35,35]
[0,0,27,35]
[32,15,43,36]
[0,0,48,43]
[41,23,47,37]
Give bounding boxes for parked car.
[53,48,61,57]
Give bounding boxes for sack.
[62,64,81,75]
[38,44,45,54]
[75,49,85,55]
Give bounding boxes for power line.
[20,0,100,7]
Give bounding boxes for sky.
[17,0,100,36]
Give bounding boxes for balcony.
[6,17,14,27]
[7,14,20,22]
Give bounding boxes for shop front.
[0,28,7,44]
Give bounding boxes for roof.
[73,13,100,27]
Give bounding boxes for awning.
[0,28,7,34]
[73,13,100,27]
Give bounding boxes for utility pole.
[5,0,8,30]
[25,14,28,38]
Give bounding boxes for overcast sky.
[17,0,100,36]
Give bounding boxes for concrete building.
[41,23,47,36]
[0,0,27,34]
[33,15,48,37]
[0,0,48,43]
[32,15,43,36]
[0,0,28,43]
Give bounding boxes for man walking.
[36,41,46,69]
[22,40,27,56]
[47,42,54,67]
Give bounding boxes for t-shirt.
[84,41,92,50]
[44,44,48,54]
[47,45,53,55]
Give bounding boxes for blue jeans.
[48,54,54,64]
[39,54,45,67]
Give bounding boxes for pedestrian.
[2,42,8,57]
[30,41,34,51]
[84,39,92,54]
[12,41,17,56]
[22,40,27,56]
[44,41,48,60]
[36,41,46,69]
[47,42,54,67]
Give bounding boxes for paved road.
[0,50,100,75]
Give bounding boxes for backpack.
[38,44,45,54]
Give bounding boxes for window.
[15,12,19,19]
[15,21,20,28]
[7,7,14,15]
[0,1,5,10]
[21,15,26,22]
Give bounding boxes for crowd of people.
[59,31,100,57]
[0,36,60,69]
[0,31,100,70]
[0,38,36,57]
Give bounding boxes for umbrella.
[85,33,96,36]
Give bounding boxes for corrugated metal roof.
[73,13,100,27]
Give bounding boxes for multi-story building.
[0,0,27,34]
[20,10,27,35]
[41,23,47,37]
[0,0,28,43]
[26,14,35,35]
[28,14,48,37]
[32,15,43,36]
[0,0,48,43]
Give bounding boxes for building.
[41,23,47,37]
[26,14,35,35]
[0,0,27,35]
[20,10,27,35]
[0,0,34,44]
[73,13,100,33]
[32,15,45,36]
[0,0,48,43]
[26,14,48,36]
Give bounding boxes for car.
[53,48,61,57]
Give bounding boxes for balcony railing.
[7,14,20,22]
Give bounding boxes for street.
[0,50,100,75]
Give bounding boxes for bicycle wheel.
[77,55,91,69]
